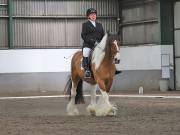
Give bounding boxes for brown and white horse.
[64,33,120,116]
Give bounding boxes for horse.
[64,33,120,116]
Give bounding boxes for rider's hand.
[90,39,96,44]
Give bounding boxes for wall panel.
[0,19,8,48]
[12,0,119,48]
[121,0,159,45]
[122,1,158,23]
[13,19,66,48]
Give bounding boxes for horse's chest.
[96,69,113,79]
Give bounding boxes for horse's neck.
[101,48,113,68]
[92,34,112,70]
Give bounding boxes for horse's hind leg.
[67,79,79,115]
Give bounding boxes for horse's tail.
[64,75,85,104]
[63,75,72,96]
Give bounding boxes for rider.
[81,8,121,78]
[81,8,104,78]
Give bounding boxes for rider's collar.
[88,19,96,27]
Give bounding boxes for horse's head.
[92,33,120,70]
[106,33,121,64]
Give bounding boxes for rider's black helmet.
[86,8,97,17]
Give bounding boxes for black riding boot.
[82,57,91,78]
[115,70,122,75]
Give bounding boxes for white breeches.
[83,47,91,57]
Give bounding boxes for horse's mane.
[92,34,107,69]
[92,33,119,69]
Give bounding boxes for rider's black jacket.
[81,20,104,49]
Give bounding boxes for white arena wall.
[0,45,174,93]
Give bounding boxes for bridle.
[113,40,120,53]
[112,40,120,64]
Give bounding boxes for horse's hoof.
[95,104,118,116]
[67,108,79,116]
[86,105,96,115]
[67,110,79,116]
[107,109,116,116]
[107,105,118,116]
[67,104,80,116]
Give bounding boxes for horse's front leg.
[67,81,79,115]
[86,84,97,115]
[95,80,117,116]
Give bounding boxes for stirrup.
[115,70,122,75]
[84,70,91,78]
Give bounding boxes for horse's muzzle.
[114,58,120,64]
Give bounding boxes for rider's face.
[88,13,96,21]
